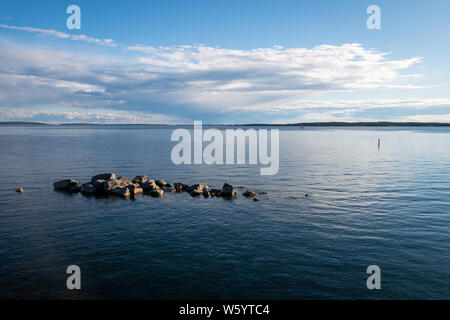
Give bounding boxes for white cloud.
[1,24,448,123]
[0,24,117,47]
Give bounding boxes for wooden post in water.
[378,138,380,149]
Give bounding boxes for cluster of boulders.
[53,173,261,201]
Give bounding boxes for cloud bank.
[1,24,448,123]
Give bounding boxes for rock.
[210,189,221,197]
[190,190,202,197]
[80,183,97,196]
[155,180,167,188]
[243,190,257,198]
[142,180,159,192]
[305,194,308,197]
[174,183,188,192]
[165,183,173,188]
[70,184,81,193]
[92,179,106,192]
[259,191,268,195]
[186,184,209,193]
[128,184,143,196]
[150,189,164,198]
[219,183,237,199]
[104,177,132,192]
[161,186,174,193]
[16,187,24,193]
[132,175,147,185]
[53,179,79,190]
[91,173,116,182]
[110,187,131,198]
[253,198,259,202]
[203,190,210,198]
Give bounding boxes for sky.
[0,0,449,124]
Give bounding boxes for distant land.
[1,121,450,127]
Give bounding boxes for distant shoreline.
[2,121,450,127]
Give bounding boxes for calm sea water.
[0,125,449,299]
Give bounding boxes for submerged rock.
[132,175,147,185]
[70,184,81,193]
[91,173,116,182]
[53,179,79,190]
[80,183,97,196]
[243,190,257,198]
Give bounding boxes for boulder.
[132,175,147,185]
[92,179,106,192]
[91,173,116,182]
[80,183,97,196]
[165,183,173,188]
[142,180,159,192]
[128,184,143,196]
[203,189,210,198]
[210,189,222,197]
[243,190,257,198]
[253,198,259,202]
[219,183,237,199]
[110,187,131,198]
[16,187,24,193]
[150,189,164,198]
[161,186,174,193]
[186,184,209,193]
[70,184,81,193]
[155,180,167,188]
[53,179,79,190]
[104,177,132,192]
[174,183,188,192]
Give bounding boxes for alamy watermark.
[367,5,381,30]
[66,5,81,30]
[366,265,381,290]
[171,121,279,176]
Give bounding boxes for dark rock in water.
[92,179,106,192]
[161,186,174,193]
[91,173,116,182]
[174,183,188,192]
[155,180,167,188]
[220,183,237,199]
[16,187,24,193]
[80,183,97,196]
[203,189,210,198]
[128,184,143,196]
[142,180,159,192]
[253,198,259,202]
[210,189,221,197]
[165,183,173,188]
[243,190,257,198]
[53,179,79,190]
[132,175,147,185]
[104,177,132,192]
[305,194,308,197]
[70,184,81,193]
[186,184,209,193]
[150,189,164,198]
[110,187,131,198]
[259,191,268,195]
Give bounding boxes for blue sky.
[0,0,449,123]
